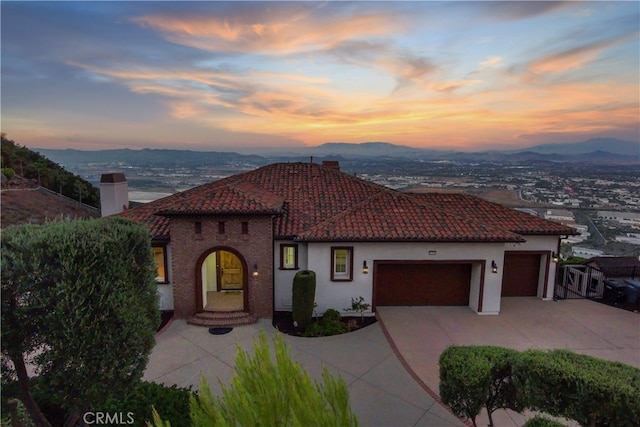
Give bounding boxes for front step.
[187,310,257,327]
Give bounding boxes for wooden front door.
[218,251,243,291]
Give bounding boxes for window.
[218,221,225,234]
[195,221,202,234]
[331,247,353,281]
[241,221,249,234]
[153,246,168,283]
[280,244,298,270]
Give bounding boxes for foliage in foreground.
[439,345,640,427]
[1,218,160,426]
[515,349,640,427]
[439,346,524,427]
[154,332,358,427]
[99,381,193,427]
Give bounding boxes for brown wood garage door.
[501,253,541,296]
[375,262,471,306]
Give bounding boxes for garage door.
[375,262,472,306]
[501,253,541,296]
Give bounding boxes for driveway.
[376,298,640,427]
[145,318,464,427]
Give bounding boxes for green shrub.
[522,416,567,427]
[515,349,640,427]
[292,270,316,330]
[302,309,349,337]
[99,381,193,427]
[439,346,524,427]
[323,308,342,323]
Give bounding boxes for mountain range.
[36,138,639,168]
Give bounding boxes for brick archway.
[195,246,249,313]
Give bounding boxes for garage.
[374,262,472,306]
[501,253,541,297]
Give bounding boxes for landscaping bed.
[272,310,376,337]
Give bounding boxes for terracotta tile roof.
[120,162,573,243]
[299,190,523,242]
[410,193,579,236]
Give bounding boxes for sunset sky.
[2,1,638,152]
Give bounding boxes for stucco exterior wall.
[273,241,507,315]
[169,215,273,318]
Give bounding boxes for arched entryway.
[196,247,248,313]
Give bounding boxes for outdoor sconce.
[252,264,259,277]
[552,252,559,263]
[362,260,369,274]
[491,260,498,274]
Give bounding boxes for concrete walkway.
[144,318,464,427]
[376,298,640,426]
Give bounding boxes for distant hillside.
[33,136,640,167]
[1,134,100,207]
[308,142,426,157]
[517,138,639,156]
[36,147,268,168]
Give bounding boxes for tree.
[1,218,160,426]
[155,332,359,427]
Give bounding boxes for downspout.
[556,235,566,300]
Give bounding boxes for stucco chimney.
[100,173,128,217]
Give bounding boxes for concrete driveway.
[145,318,464,427]
[376,298,640,427]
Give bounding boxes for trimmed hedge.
[439,346,524,427]
[439,346,640,427]
[514,349,640,427]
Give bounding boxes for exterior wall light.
[491,260,498,274]
[362,260,369,274]
[552,252,559,263]
[252,264,259,277]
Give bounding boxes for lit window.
[331,247,353,281]
[280,244,298,270]
[153,246,168,283]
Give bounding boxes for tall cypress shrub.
[292,270,316,330]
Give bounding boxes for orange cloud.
[131,9,404,55]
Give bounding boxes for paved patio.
[376,298,640,426]
[145,298,638,427]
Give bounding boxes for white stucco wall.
[273,241,309,310]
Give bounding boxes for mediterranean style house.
[104,161,577,326]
